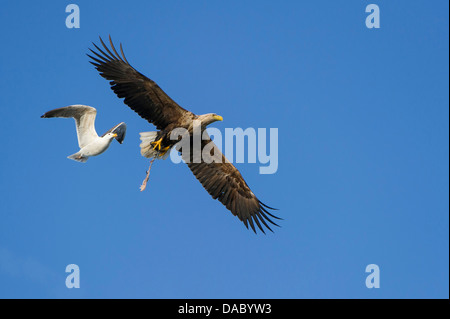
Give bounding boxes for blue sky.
[0,0,448,298]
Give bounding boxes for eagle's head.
[198,113,223,126]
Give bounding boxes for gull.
[41,105,126,162]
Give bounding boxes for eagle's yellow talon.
[151,138,163,151]
[159,145,171,156]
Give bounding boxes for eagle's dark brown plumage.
[88,36,280,233]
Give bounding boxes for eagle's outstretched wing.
[184,132,281,234]
[88,36,191,130]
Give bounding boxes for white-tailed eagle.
[88,37,280,233]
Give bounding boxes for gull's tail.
[67,152,88,163]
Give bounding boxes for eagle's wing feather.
[184,132,280,234]
[41,105,98,148]
[88,36,190,130]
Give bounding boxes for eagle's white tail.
[67,152,88,163]
[139,132,171,160]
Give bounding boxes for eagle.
[87,36,280,234]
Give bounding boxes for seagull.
[41,105,126,162]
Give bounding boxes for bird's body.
[139,112,223,160]
[88,37,280,233]
[41,105,126,162]
[68,134,116,162]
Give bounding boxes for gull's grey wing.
[102,122,127,144]
[41,105,98,148]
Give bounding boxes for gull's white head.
[104,132,118,140]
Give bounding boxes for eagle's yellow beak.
[213,115,223,121]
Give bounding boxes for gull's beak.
[113,133,118,138]
[213,115,223,122]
